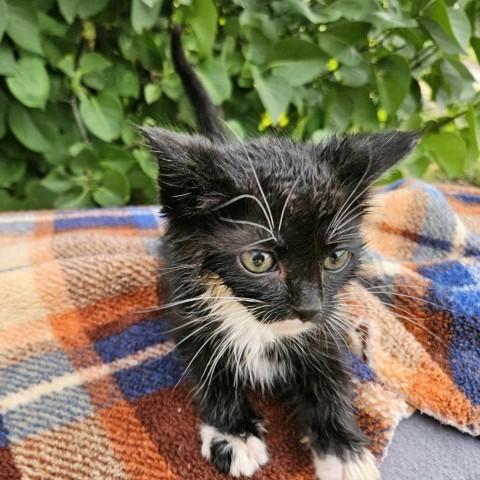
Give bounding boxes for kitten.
[142,27,418,480]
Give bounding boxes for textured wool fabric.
[0,180,479,480]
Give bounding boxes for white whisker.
[328,143,374,240]
[219,216,273,235]
[242,145,275,233]
[278,179,299,233]
[212,193,275,237]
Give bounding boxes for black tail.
[170,25,227,142]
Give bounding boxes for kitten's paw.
[314,449,380,480]
[200,424,269,477]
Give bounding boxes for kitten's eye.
[240,250,276,274]
[323,249,350,271]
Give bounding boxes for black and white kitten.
[142,27,417,480]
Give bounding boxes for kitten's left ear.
[337,130,419,185]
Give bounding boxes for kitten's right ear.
[140,127,226,216]
[140,126,196,166]
[326,130,419,188]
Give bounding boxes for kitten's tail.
[170,25,227,142]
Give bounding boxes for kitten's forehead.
[227,138,324,181]
[208,142,358,255]
[224,139,345,213]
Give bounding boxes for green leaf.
[8,102,79,156]
[0,91,7,140]
[93,168,130,207]
[0,0,8,43]
[325,87,352,132]
[221,36,244,75]
[242,27,273,65]
[369,10,417,29]
[225,119,246,140]
[58,0,79,23]
[421,1,471,54]
[422,132,467,178]
[133,149,157,180]
[239,11,277,42]
[131,0,161,34]
[472,37,480,63]
[55,186,94,209]
[399,145,429,178]
[375,55,410,116]
[81,71,106,90]
[251,68,292,123]
[325,22,371,44]
[321,0,377,22]
[41,167,74,193]
[56,54,76,78]
[70,148,101,176]
[5,0,43,55]
[0,190,14,211]
[0,157,26,187]
[312,129,334,143]
[144,83,162,104]
[76,0,109,18]
[466,105,480,167]
[336,63,369,87]
[79,52,112,75]
[197,59,232,105]
[98,146,136,174]
[79,93,124,142]
[284,0,326,23]
[20,180,56,210]
[121,120,141,146]
[189,0,217,57]
[161,74,182,101]
[319,34,363,67]
[103,63,140,98]
[439,58,475,104]
[445,8,471,52]
[351,88,378,130]
[6,57,50,109]
[8,103,52,152]
[0,43,15,75]
[269,39,328,86]
[129,169,157,204]
[38,11,69,36]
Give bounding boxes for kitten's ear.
[335,131,419,185]
[140,127,226,216]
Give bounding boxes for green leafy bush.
[0,0,479,210]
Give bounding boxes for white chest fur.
[205,280,313,390]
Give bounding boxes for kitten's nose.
[293,307,321,322]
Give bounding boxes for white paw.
[200,424,269,477]
[314,450,380,480]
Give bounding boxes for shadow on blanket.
[0,179,479,479]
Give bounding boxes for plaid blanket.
[0,179,479,480]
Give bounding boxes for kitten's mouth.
[268,318,314,336]
[204,275,315,338]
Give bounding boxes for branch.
[423,101,480,133]
[71,95,91,144]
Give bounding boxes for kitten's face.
[143,130,417,330]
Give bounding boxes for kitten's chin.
[269,318,314,337]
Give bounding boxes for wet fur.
[142,27,417,479]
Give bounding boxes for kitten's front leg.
[296,361,380,480]
[194,368,269,477]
